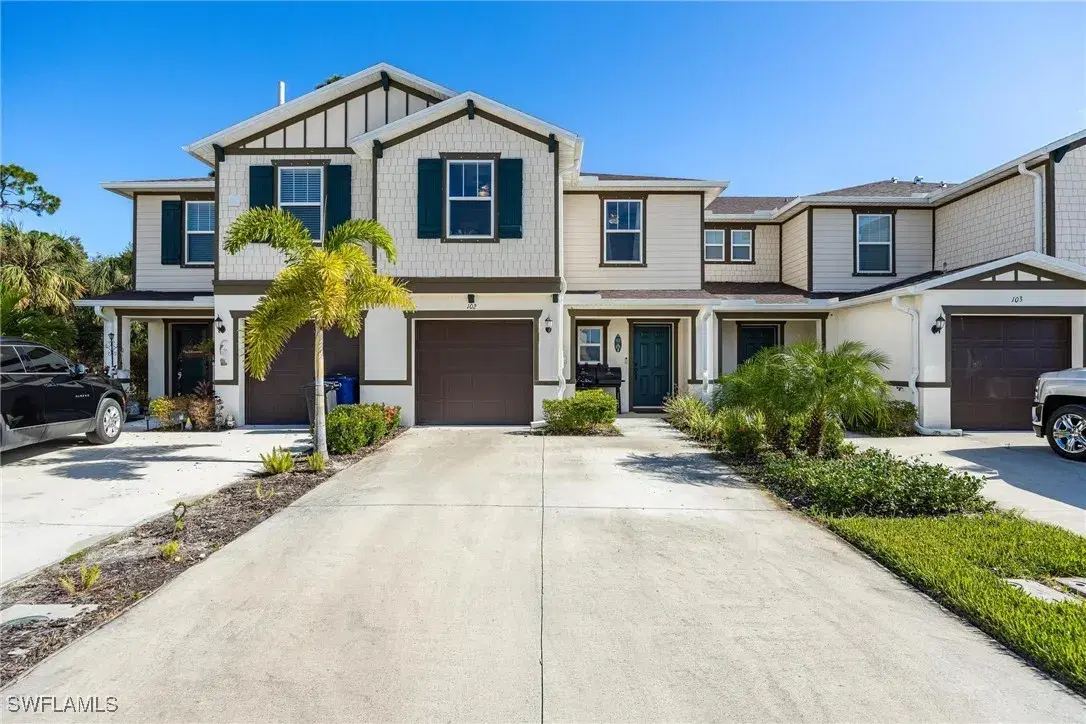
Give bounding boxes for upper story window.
[856,213,893,274]
[279,167,323,240]
[447,160,493,238]
[730,229,753,262]
[704,227,754,263]
[603,199,643,264]
[577,326,603,364]
[185,201,215,265]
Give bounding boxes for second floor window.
[447,160,493,238]
[279,167,323,240]
[704,230,725,261]
[185,201,215,265]
[730,229,753,262]
[856,213,892,274]
[603,199,643,264]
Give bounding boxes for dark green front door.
[738,324,781,365]
[171,323,212,396]
[632,325,672,408]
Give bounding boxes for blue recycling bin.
[329,374,358,405]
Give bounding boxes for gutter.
[1016,163,1045,254]
[890,295,962,436]
[697,307,713,394]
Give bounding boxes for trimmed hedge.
[543,389,617,434]
[846,399,917,437]
[760,447,991,517]
[326,403,396,454]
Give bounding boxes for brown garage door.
[415,320,533,425]
[246,324,360,425]
[950,316,1070,430]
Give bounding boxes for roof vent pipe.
[913,175,924,184]
[1016,162,1044,254]
[278,81,286,106]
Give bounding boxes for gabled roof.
[348,91,584,172]
[812,180,952,198]
[583,173,704,182]
[707,196,794,215]
[183,63,457,165]
[102,177,214,199]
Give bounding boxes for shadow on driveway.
[1,442,249,482]
[941,444,1086,510]
[617,450,757,489]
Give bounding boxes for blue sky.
[3,2,1084,256]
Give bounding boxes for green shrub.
[760,447,991,517]
[149,397,175,428]
[721,408,764,458]
[260,446,295,474]
[306,452,327,472]
[818,416,853,459]
[543,389,618,434]
[160,540,180,560]
[326,404,389,454]
[662,393,707,431]
[846,399,917,436]
[685,405,722,443]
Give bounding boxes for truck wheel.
[87,398,124,445]
[1045,404,1086,462]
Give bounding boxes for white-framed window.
[704,230,725,261]
[577,326,603,364]
[278,166,323,240]
[603,199,643,263]
[730,229,753,262]
[447,160,493,238]
[185,201,215,265]
[856,213,893,274]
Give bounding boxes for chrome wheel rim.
[1052,413,1086,454]
[103,405,122,438]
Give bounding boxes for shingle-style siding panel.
[934,172,1036,270]
[811,208,932,292]
[217,153,370,281]
[1055,145,1086,266]
[781,211,808,290]
[704,225,780,283]
[375,114,554,278]
[134,195,213,292]
[564,193,701,291]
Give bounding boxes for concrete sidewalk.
[3,420,1082,722]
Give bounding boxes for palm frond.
[324,218,397,263]
[243,292,312,380]
[224,207,314,264]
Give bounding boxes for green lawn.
[826,513,1086,692]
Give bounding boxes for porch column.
[147,321,166,399]
[119,315,133,373]
[100,308,118,370]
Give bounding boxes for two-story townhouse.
[78,63,1086,432]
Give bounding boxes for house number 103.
[1010,295,1023,303]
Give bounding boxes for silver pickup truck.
[1033,368,1086,462]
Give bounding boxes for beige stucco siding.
[717,319,816,376]
[781,211,808,290]
[826,300,914,385]
[216,153,371,281]
[934,172,1037,270]
[1055,145,1086,266]
[811,209,932,293]
[564,194,701,291]
[134,195,213,292]
[375,114,554,278]
[704,225,780,283]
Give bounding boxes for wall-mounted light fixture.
[214,315,227,334]
[931,313,946,335]
[467,294,476,305]
[544,316,553,334]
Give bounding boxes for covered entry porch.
[714,311,827,378]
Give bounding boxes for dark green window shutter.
[325,165,351,233]
[249,165,274,209]
[497,158,523,239]
[417,158,443,238]
[161,200,182,265]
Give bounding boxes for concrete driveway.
[1,426,309,584]
[853,431,1086,535]
[4,420,1082,722]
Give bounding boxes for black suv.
[1,338,127,452]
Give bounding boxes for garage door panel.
[951,316,1070,430]
[415,320,533,425]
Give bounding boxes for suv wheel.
[1045,404,1086,462]
[87,398,123,445]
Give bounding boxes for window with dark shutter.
[249,166,275,210]
[497,158,523,239]
[325,165,352,234]
[161,199,182,265]
[417,159,443,238]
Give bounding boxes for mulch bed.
[0,428,404,686]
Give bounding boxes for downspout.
[891,295,962,436]
[697,307,712,396]
[1017,162,1044,254]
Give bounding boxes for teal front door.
[632,325,672,408]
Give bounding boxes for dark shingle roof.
[707,196,795,215]
[812,180,954,198]
[702,282,810,303]
[583,172,705,182]
[78,290,211,302]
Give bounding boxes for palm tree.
[778,341,891,456]
[86,246,133,296]
[715,346,810,455]
[225,208,414,457]
[0,222,86,311]
[0,290,75,350]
